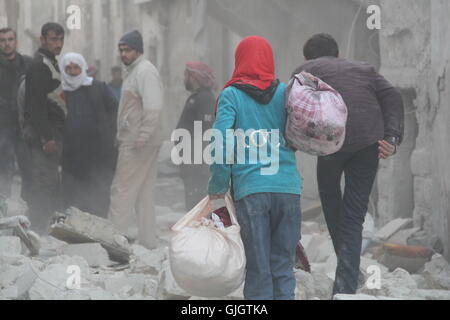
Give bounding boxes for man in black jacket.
[176,62,216,210]
[24,23,65,234]
[0,27,32,199]
[292,34,404,296]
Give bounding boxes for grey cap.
[119,30,144,53]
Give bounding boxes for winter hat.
[119,30,144,53]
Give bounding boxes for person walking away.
[23,23,66,235]
[208,36,303,300]
[108,30,164,250]
[176,61,215,210]
[292,33,404,296]
[60,53,118,218]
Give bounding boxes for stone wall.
[378,0,450,258]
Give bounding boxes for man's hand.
[42,140,58,154]
[209,194,226,200]
[378,140,396,159]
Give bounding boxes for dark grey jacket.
[0,53,32,129]
[292,57,404,152]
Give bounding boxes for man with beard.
[24,22,66,234]
[108,30,164,249]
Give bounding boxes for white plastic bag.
[169,194,246,298]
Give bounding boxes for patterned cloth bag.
[285,72,348,156]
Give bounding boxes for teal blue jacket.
[207,83,302,201]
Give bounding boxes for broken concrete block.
[334,293,380,300]
[422,254,450,290]
[58,243,112,268]
[324,253,337,281]
[409,289,450,300]
[28,263,91,300]
[311,271,334,300]
[157,260,191,300]
[143,278,159,298]
[301,221,320,235]
[129,244,167,275]
[0,236,22,256]
[4,198,29,218]
[295,269,315,300]
[374,218,413,241]
[303,234,329,263]
[103,273,147,296]
[315,240,334,263]
[388,227,421,246]
[84,288,117,300]
[44,255,91,278]
[50,208,131,263]
[360,268,417,298]
[360,257,389,275]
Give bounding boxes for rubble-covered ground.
[1,142,450,300]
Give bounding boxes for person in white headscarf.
[60,52,93,91]
[60,52,118,218]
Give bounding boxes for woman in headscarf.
[60,52,118,218]
[208,36,303,300]
[176,61,216,210]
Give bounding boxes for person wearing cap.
[108,30,164,249]
[175,61,216,210]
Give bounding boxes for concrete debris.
[361,213,375,253]
[334,294,400,300]
[50,207,131,263]
[359,268,418,298]
[28,263,90,300]
[129,245,167,275]
[387,227,421,246]
[295,270,315,300]
[408,289,450,300]
[58,243,112,268]
[421,254,450,290]
[374,218,413,241]
[156,260,191,300]
[303,234,334,263]
[0,216,40,256]
[102,273,153,297]
[311,271,334,300]
[0,236,22,256]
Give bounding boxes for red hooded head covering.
[186,61,216,89]
[224,36,275,90]
[216,36,275,114]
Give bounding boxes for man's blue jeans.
[234,193,301,300]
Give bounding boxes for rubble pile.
[1,197,450,300]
